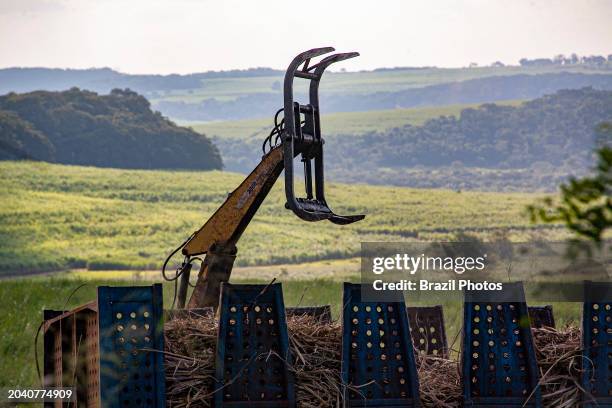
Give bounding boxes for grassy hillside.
[155,72,612,121]
[3,65,610,122]
[189,101,523,140]
[210,89,611,191]
[2,65,608,103]
[154,65,608,103]
[0,161,565,275]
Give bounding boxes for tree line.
[519,53,612,67]
[215,88,612,191]
[0,88,223,170]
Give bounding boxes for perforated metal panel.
[215,283,295,408]
[341,283,420,407]
[528,306,555,328]
[98,284,166,408]
[462,282,542,407]
[286,305,332,323]
[44,307,99,408]
[43,310,67,408]
[581,281,612,408]
[82,311,100,406]
[407,306,448,358]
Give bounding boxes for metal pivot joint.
[282,47,365,225]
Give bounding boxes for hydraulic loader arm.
[182,147,284,308]
[168,47,366,309]
[182,147,283,257]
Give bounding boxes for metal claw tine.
[289,47,335,71]
[282,48,366,225]
[321,52,360,65]
[300,46,335,58]
[310,52,360,74]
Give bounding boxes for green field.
[152,64,605,103]
[0,161,566,275]
[188,101,523,140]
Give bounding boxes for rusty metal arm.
[179,147,285,308]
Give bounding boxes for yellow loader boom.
[164,48,365,309]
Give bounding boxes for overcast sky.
[0,0,610,74]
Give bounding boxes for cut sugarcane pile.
[164,313,583,408]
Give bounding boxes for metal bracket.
[43,284,166,408]
[407,306,449,358]
[98,284,166,408]
[341,283,420,407]
[461,282,542,407]
[187,242,238,309]
[581,281,612,408]
[527,305,555,328]
[215,283,295,407]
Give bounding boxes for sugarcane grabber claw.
[281,47,365,225]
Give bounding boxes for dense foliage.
[349,88,611,169]
[0,88,222,170]
[519,53,612,67]
[216,88,612,191]
[529,125,611,243]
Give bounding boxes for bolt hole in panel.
[215,283,295,408]
[581,281,612,408]
[527,306,556,329]
[406,306,448,358]
[286,305,332,323]
[341,283,420,407]
[98,284,166,408]
[462,282,542,407]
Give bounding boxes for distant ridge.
[156,72,612,121]
[0,67,285,95]
[2,65,612,122]
[214,88,612,191]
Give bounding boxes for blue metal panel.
[462,282,542,407]
[98,284,166,408]
[407,306,448,358]
[582,281,612,408]
[214,283,295,408]
[341,283,420,408]
[528,305,555,328]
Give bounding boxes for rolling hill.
[156,72,612,121]
[2,64,611,122]
[190,101,523,140]
[211,88,612,191]
[0,160,564,275]
[0,88,222,170]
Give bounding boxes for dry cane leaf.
[164,314,584,408]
